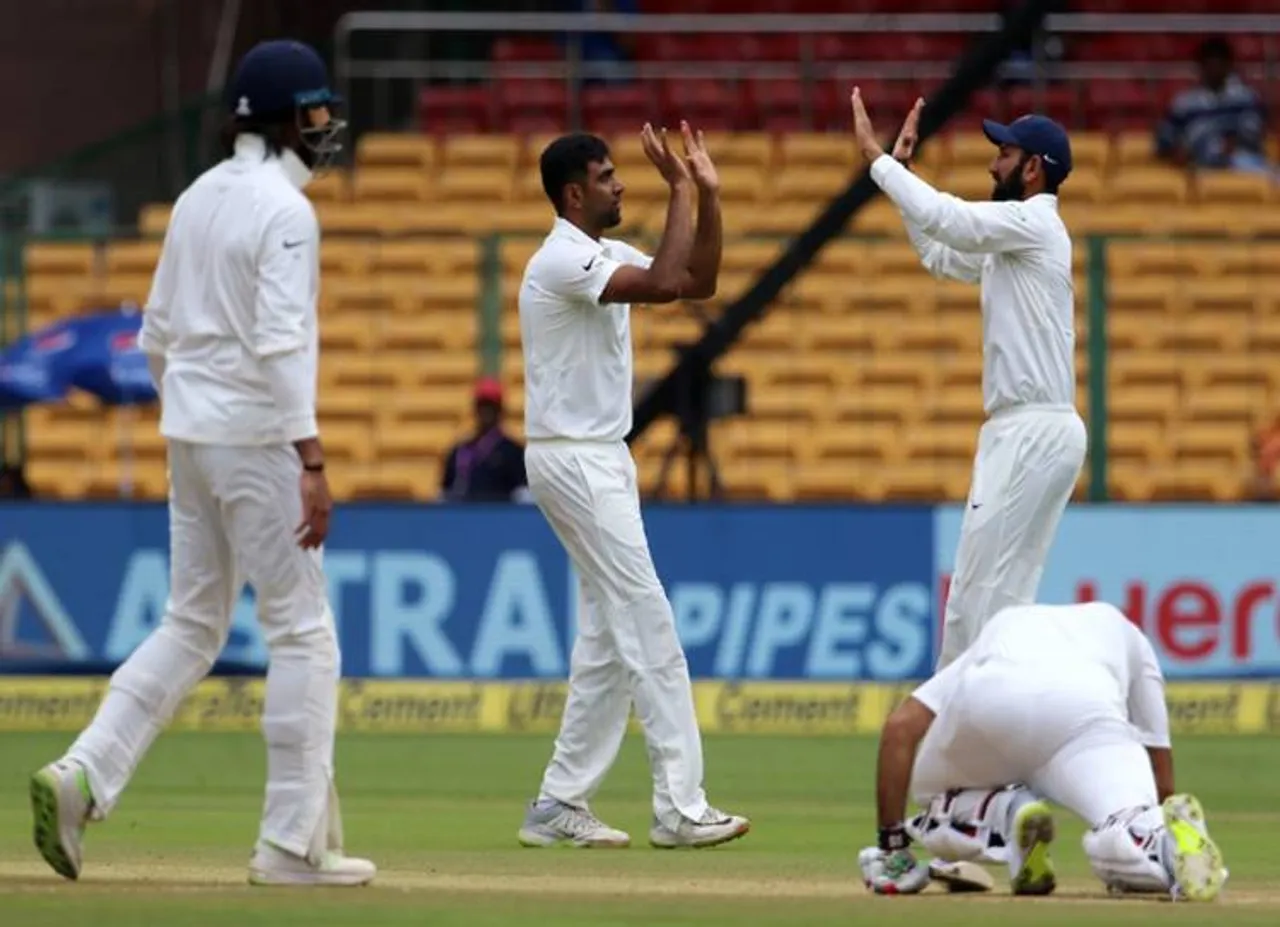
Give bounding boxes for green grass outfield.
[0,732,1276,926]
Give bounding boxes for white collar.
[552,216,603,249]
[233,133,314,190]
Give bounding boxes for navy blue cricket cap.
[982,114,1072,187]
[227,39,340,120]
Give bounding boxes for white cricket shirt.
[518,217,653,442]
[138,133,320,446]
[870,155,1076,416]
[913,602,1171,749]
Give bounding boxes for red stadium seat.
[582,83,662,133]
[496,79,569,133]
[745,78,807,132]
[659,79,745,131]
[490,38,563,63]
[419,85,494,135]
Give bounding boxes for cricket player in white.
[28,40,375,887]
[858,601,1228,902]
[852,90,1088,669]
[515,127,749,849]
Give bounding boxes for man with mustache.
[852,90,1087,672]
[514,125,748,850]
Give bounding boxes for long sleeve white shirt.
[869,154,1076,416]
[138,134,321,446]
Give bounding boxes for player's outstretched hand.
[858,846,931,895]
[850,87,886,163]
[641,123,693,188]
[893,97,925,163]
[680,121,719,194]
[297,469,332,549]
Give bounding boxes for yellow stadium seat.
[1149,316,1242,353]
[1160,205,1258,237]
[306,170,350,204]
[385,388,473,425]
[370,240,437,275]
[880,460,965,502]
[1145,463,1241,502]
[1108,241,1218,279]
[1107,383,1182,426]
[721,420,800,462]
[701,132,774,170]
[746,384,829,424]
[1107,277,1178,316]
[791,460,880,502]
[946,133,995,168]
[809,422,902,463]
[320,240,374,277]
[937,169,997,202]
[431,238,481,275]
[891,315,979,353]
[1109,168,1187,205]
[354,167,432,203]
[1244,317,1280,353]
[317,420,377,464]
[25,242,97,277]
[1190,279,1263,319]
[1183,384,1266,425]
[320,315,374,353]
[138,204,171,236]
[801,315,877,353]
[1113,132,1158,169]
[779,134,857,169]
[715,165,768,204]
[315,202,407,236]
[772,165,852,203]
[902,422,975,463]
[432,166,513,203]
[1191,170,1273,205]
[919,388,983,427]
[731,201,824,236]
[831,386,918,426]
[442,134,520,169]
[811,239,871,275]
[717,459,793,502]
[1071,133,1111,174]
[356,133,437,170]
[723,239,787,276]
[375,313,476,352]
[856,355,935,393]
[1107,421,1166,464]
[1167,422,1251,465]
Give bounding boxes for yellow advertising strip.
[0,677,1277,736]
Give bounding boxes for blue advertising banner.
[934,505,1280,680]
[0,503,937,681]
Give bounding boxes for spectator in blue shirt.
[1156,36,1271,174]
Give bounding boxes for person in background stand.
[440,378,530,503]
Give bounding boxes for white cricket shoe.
[1008,798,1057,896]
[248,842,376,887]
[29,759,94,880]
[649,807,750,849]
[1162,794,1228,902]
[517,799,630,848]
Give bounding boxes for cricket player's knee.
[1082,810,1171,894]
[612,591,685,672]
[268,622,339,672]
[159,608,230,663]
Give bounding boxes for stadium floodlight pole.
[626,0,1069,446]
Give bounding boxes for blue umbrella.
[60,308,158,406]
[0,321,78,410]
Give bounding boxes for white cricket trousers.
[909,656,1170,892]
[938,405,1087,670]
[525,439,710,828]
[910,656,1158,825]
[65,440,345,861]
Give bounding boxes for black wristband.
[303,462,325,473]
[879,824,910,852]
